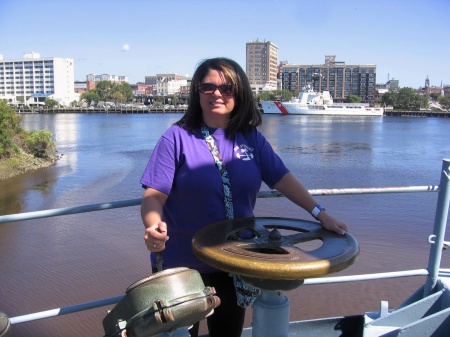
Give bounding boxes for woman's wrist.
[311,204,326,220]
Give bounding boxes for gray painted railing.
[2,159,449,325]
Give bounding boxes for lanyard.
[201,124,234,220]
[201,123,261,307]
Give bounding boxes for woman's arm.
[273,172,348,235]
[141,187,169,251]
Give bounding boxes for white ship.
[260,100,288,114]
[261,85,384,116]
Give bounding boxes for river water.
[1,113,449,336]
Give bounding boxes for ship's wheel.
[192,217,359,291]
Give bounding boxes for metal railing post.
[424,159,450,296]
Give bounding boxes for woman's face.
[199,69,235,128]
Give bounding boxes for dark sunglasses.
[198,83,233,96]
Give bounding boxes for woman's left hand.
[316,211,348,235]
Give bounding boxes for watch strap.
[311,205,326,219]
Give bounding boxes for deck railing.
[2,159,449,326]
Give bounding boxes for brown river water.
[0,113,449,336]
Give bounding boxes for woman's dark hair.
[176,57,262,138]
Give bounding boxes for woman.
[140,57,348,337]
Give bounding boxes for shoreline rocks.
[0,153,59,181]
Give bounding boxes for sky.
[1,0,449,89]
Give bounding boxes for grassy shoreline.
[0,152,59,181]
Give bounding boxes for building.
[0,52,77,106]
[417,76,444,96]
[86,74,128,84]
[281,55,377,105]
[246,39,279,95]
[144,75,157,86]
[155,74,188,95]
[376,78,400,100]
[130,84,153,96]
[387,79,399,91]
[74,81,88,94]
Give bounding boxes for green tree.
[23,130,57,159]
[257,90,293,102]
[95,81,115,101]
[395,88,416,109]
[346,95,362,103]
[438,96,450,110]
[117,83,133,102]
[1,99,58,161]
[380,91,397,107]
[429,92,440,101]
[112,91,126,104]
[0,100,23,158]
[93,81,133,103]
[81,90,101,106]
[44,98,59,107]
[381,88,428,110]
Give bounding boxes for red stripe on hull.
[275,101,289,115]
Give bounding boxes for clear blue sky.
[1,0,449,88]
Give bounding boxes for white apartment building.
[86,74,129,84]
[0,52,78,107]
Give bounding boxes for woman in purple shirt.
[140,57,348,337]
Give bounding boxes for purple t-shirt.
[140,124,289,272]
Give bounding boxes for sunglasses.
[198,83,233,96]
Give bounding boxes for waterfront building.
[444,85,450,97]
[130,84,153,96]
[0,52,77,106]
[376,78,400,99]
[155,74,188,95]
[74,81,88,94]
[246,39,279,95]
[144,75,157,86]
[417,76,444,96]
[86,74,129,84]
[281,55,377,105]
[387,78,399,91]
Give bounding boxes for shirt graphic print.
[234,144,254,161]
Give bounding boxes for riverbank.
[16,108,450,117]
[0,152,59,181]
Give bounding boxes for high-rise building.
[246,39,278,94]
[282,55,377,105]
[0,52,77,106]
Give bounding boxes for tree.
[112,91,126,104]
[429,92,440,101]
[346,95,361,103]
[44,98,59,107]
[0,100,58,161]
[380,88,428,110]
[116,83,133,102]
[380,91,397,107]
[438,96,450,110]
[257,90,293,102]
[81,90,101,106]
[92,81,133,103]
[95,81,115,101]
[0,100,23,158]
[23,130,57,159]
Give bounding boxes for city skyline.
[1,0,449,89]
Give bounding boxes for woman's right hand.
[144,221,169,252]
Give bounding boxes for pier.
[15,107,450,117]
[384,109,450,118]
[17,106,187,114]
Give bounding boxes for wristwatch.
[311,205,326,219]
